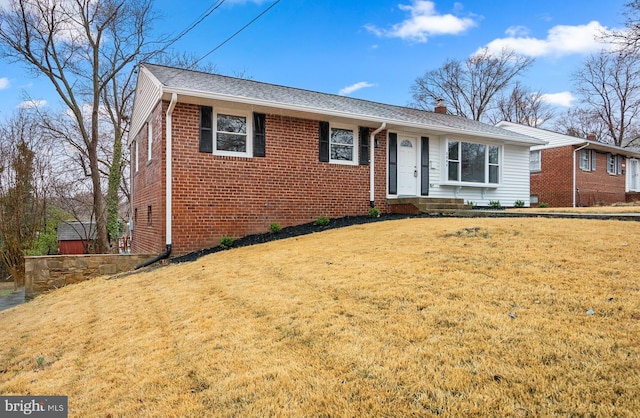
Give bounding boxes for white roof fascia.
[160,87,544,147]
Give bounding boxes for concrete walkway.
[455,210,640,221]
[0,287,25,313]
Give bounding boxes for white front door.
[630,159,640,191]
[397,137,418,196]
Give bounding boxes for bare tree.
[0,111,48,286]
[410,48,534,121]
[572,49,640,147]
[553,107,611,141]
[0,0,158,253]
[607,1,640,50]
[488,82,555,127]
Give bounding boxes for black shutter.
[359,126,369,165]
[199,106,213,153]
[388,132,397,195]
[421,136,430,196]
[253,113,266,157]
[319,121,329,162]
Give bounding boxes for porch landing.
[387,197,472,215]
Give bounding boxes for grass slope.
[1,218,639,417]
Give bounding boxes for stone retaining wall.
[25,254,153,299]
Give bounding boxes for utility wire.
[162,0,226,52]
[191,0,281,68]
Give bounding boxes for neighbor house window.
[579,149,596,171]
[330,125,356,164]
[607,153,624,175]
[530,150,541,172]
[147,205,152,226]
[147,121,153,162]
[200,106,252,157]
[447,140,500,184]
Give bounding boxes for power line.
[162,1,226,52]
[191,0,281,68]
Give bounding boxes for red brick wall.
[532,146,627,208]
[131,102,165,254]
[531,147,574,207]
[575,152,626,206]
[133,101,389,255]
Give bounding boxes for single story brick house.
[496,121,640,207]
[129,63,544,256]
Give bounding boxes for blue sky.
[0,0,631,118]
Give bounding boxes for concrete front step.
[388,197,472,214]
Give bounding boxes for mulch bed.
[171,213,432,264]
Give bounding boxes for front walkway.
[0,287,25,312]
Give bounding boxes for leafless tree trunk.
[0,0,158,253]
[410,48,534,121]
[572,49,640,148]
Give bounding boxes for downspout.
[369,122,386,208]
[135,93,178,269]
[573,143,589,208]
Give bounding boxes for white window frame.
[530,150,541,172]
[329,123,358,165]
[445,139,501,186]
[212,107,253,158]
[607,153,615,174]
[134,137,139,173]
[147,121,153,162]
[579,149,596,171]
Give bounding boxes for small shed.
[57,222,96,255]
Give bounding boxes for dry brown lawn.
[1,218,639,417]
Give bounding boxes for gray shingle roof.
[141,63,543,145]
[57,222,96,241]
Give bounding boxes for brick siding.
[532,146,627,208]
[132,101,389,255]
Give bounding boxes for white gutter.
[369,122,386,207]
[166,93,178,248]
[573,142,590,208]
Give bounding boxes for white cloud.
[0,77,9,90]
[539,92,576,107]
[18,99,47,109]
[480,21,611,58]
[366,0,476,43]
[339,82,376,96]
[505,25,530,37]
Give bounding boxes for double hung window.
[200,106,252,157]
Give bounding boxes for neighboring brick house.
[497,121,640,207]
[129,64,544,256]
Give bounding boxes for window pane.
[530,150,541,171]
[489,165,499,183]
[217,133,246,152]
[217,114,246,134]
[331,144,353,161]
[448,141,459,161]
[461,143,485,183]
[448,161,459,181]
[331,128,354,145]
[488,145,499,164]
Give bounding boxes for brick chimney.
[434,98,447,114]
[587,133,597,141]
